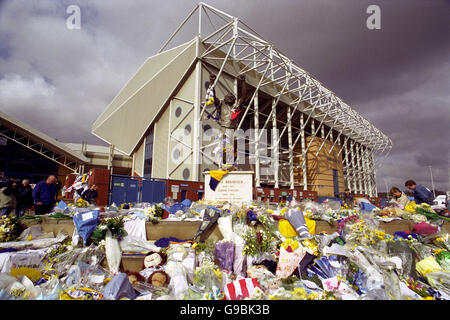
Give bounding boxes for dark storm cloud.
[0,0,448,191]
[234,0,450,101]
[226,0,450,191]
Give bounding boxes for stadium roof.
[0,110,88,171]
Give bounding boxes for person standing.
[55,179,63,202]
[33,175,57,215]
[0,180,16,216]
[343,188,355,208]
[404,180,434,205]
[15,179,34,217]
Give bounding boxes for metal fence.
[109,174,166,205]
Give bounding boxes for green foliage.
[415,206,450,222]
[0,215,24,242]
[154,205,164,218]
[281,276,300,289]
[257,213,278,235]
[193,238,217,256]
[243,227,276,256]
[304,274,323,290]
[90,216,127,244]
[48,212,72,219]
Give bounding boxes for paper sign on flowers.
[276,246,305,279]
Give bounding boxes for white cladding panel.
[92,39,197,155]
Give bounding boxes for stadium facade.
[92,3,392,198]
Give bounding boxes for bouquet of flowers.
[432,234,450,252]
[74,198,89,208]
[243,227,277,257]
[192,259,222,293]
[404,201,416,213]
[344,221,390,247]
[379,207,398,217]
[193,238,216,255]
[257,213,278,235]
[215,241,235,271]
[0,215,23,242]
[145,204,164,222]
[39,239,72,278]
[90,216,127,245]
[415,203,450,222]
[337,215,360,234]
[120,203,133,210]
[406,277,431,298]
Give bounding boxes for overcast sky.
[0,0,449,192]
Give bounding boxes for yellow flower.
[10,267,42,282]
[280,238,299,251]
[291,287,307,300]
[307,292,319,300]
[213,268,222,279]
[405,201,416,212]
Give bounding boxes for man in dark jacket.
[404,179,434,205]
[80,184,98,205]
[33,175,57,215]
[55,180,63,202]
[15,179,34,217]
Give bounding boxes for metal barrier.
[109,174,166,205]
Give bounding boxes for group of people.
[0,175,60,217]
[389,179,435,208]
[339,179,435,209]
[0,178,34,216]
[0,174,98,217]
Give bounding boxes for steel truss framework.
[161,3,392,196]
[0,124,85,173]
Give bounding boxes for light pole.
[384,178,388,199]
[429,166,436,198]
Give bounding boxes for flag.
[224,278,261,300]
[209,170,229,191]
[230,109,242,120]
